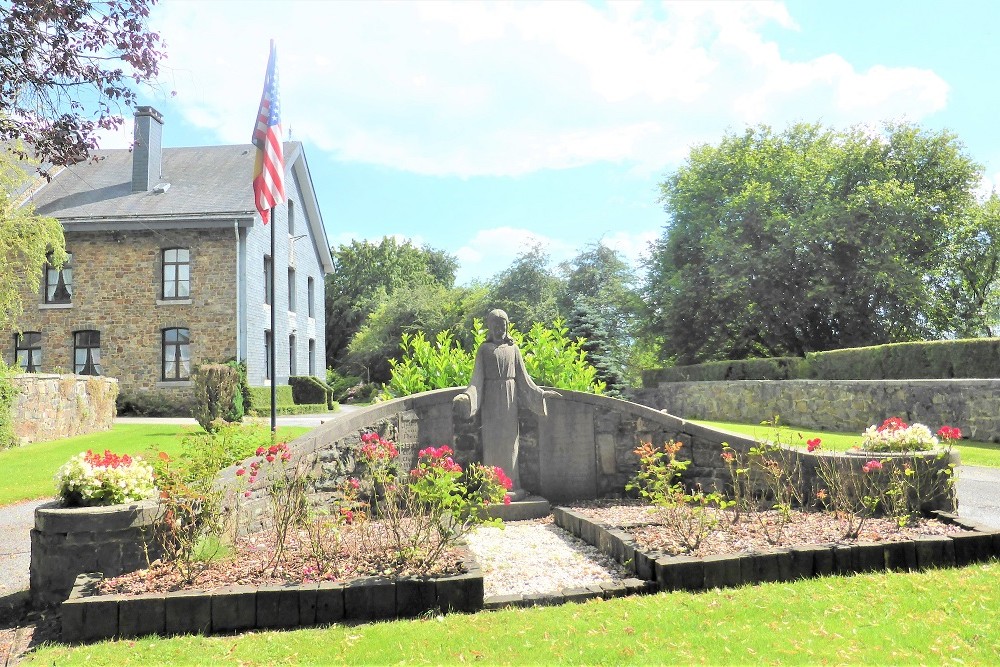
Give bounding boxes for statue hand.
[453,392,472,419]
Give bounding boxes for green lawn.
[693,419,1000,468]
[24,561,1000,665]
[0,424,311,507]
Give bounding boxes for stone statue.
[454,309,560,494]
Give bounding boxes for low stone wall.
[631,379,1000,443]
[30,500,161,608]
[11,373,118,444]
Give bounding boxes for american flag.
[252,40,286,225]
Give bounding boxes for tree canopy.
[324,237,459,373]
[644,122,983,364]
[1,0,164,174]
[0,152,66,331]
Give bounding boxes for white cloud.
[148,0,950,178]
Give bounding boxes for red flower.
[236,468,246,476]
[806,438,822,452]
[937,426,962,441]
[878,417,908,432]
[244,490,251,498]
[348,477,360,490]
[721,451,735,462]
[266,454,275,463]
[256,446,265,456]
[503,496,511,505]
[268,445,279,455]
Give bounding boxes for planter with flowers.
[30,449,162,607]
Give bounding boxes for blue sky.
[106,0,1000,285]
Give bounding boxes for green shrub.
[645,339,1000,384]
[249,385,296,413]
[381,317,605,399]
[224,359,253,416]
[191,364,245,432]
[0,360,18,449]
[643,357,805,384]
[326,369,362,402]
[289,375,332,407]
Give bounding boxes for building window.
[14,332,41,372]
[289,334,297,375]
[308,339,316,376]
[288,267,296,312]
[162,248,191,299]
[44,252,72,304]
[162,328,191,381]
[264,330,272,379]
[307,277,315,318]
[74,330,102,375]
[264,255,272,305]
[288,200,295,235]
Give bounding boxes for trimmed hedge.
[289,375,334,409]
[248,385,295,413]
[644,338,1000,385]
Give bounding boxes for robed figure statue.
[454,309,560,493]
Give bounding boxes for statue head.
[485,308,513,344]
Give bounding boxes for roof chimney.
[132,106,164,192]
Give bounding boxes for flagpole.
[270,206,277,435]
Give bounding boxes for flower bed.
[553,503,1000,591]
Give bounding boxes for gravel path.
[466,518,630,597]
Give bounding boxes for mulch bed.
[97,521,467,597]
[566,499,968,557]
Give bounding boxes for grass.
[693,419,1000,469]
[0,424,311,507]
[23,561,1000,665]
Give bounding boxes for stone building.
[3,106,334,408]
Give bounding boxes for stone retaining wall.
[631,379,1000,442]
[11,373,118,444]
[30,500,161,608]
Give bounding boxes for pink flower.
[348,477,360,490]
[256,446,265,456]
[265,454,275,463]
[721,451,735,462]
[243,490,251,498]
[862,460,883,474]
[268,445,279,455]
[236,468,246,476]
[503,496,511,505]
[806,438,821,453]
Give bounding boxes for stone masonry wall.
[11,373,117,444]
[1,229,238,405]
[630,379,1000,443]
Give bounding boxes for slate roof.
[27,142,302,222]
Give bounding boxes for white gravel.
[465,518,630,597]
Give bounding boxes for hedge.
[643,338,1000,385]
[248,385,295,413]
[289,375,334,409]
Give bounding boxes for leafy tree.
[345,282,487,384]
[1,154,66,331]
[936,194,1000,336]
[325,237,458,373]
[1,0,164,174]
[486,243,563,330]
[644,122,981,364]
